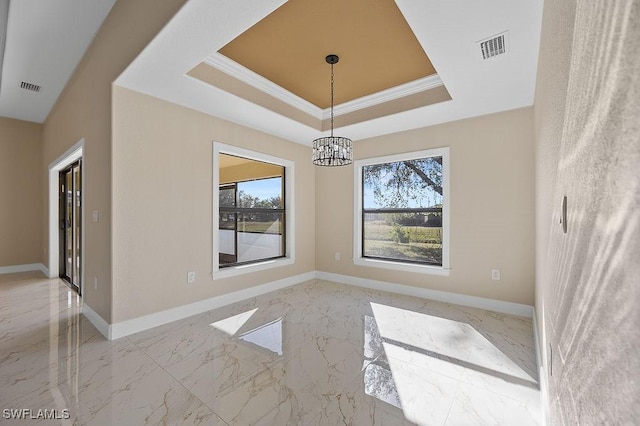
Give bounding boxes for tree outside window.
[362,156,444,266]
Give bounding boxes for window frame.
[353,147,450,276]
[213,142,295,279]
[218,175,286,267]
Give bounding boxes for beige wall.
[534,0,639,424]
[316,107,535,305]
[0,118,43,267]
[41,0,187,322]
[111,87,315,322]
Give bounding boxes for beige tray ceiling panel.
[189,62,450,130]
[219,0,436,109]
[329,85,452,130]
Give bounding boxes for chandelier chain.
[330,62,335,137]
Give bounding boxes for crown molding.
[205,53,323,118]
[325,74,443,119]
[204,52,443,121]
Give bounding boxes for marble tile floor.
[0,271,541,425]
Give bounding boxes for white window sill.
[212,257,294,280]
[353,257,450,276]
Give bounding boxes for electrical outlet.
[94,276,98,290]
[335,252,341,261]
[92,210,99,222]
[187,271,196,284]
[491,269,501,280]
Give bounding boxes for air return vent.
[478,31,508,60]
[20,81,41,92]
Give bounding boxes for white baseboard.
[316,271,534,318]
[533,309,549,426]
[82,302,111,340]
[0,263,48,276]
[39,264,49,276]
[93,269,534,341]
[109,271,316,340]
[532,309,543,375]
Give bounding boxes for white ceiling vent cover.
[478,31,509,60]
[20,81,41,92]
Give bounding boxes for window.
[213,143,294,277]
[354,148,449,275]
[218,172,285,266]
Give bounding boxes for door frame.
[48,139,84,295]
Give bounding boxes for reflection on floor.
[0,272,541,425]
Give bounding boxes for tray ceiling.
[218,0,436,109]
[116,0,544,145]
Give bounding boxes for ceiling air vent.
[478,31,509,60]
[20,81,41,92]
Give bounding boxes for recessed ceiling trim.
[205,53,322,117]
[325,74,443,120]
[205,52,443,120]
[188,62,450,131]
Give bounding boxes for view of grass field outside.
[363,156,443,265]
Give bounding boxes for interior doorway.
[48,139,84,294]
[59,160,82,293]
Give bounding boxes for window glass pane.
[237,211,283,235]
[363,157,443,209]
[363,212,442,265]
[238,177,283,209]
[219,223,236,264]
[219,212,235,230]
[218,152,286,269]
[219,186,236,207]
[236,212,284,263]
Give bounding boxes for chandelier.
[312,54,353,166]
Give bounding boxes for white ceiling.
[0,0,115,123]
[0,0,543,137]
[116,0,543,145]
